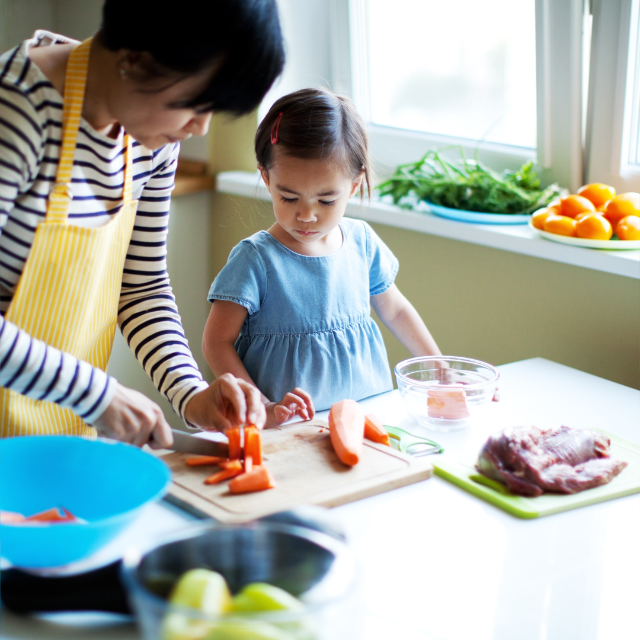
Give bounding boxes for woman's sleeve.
[0,81,115,423]
[117,143,208,423]
[207,241,266,315]
[364,221,399,295]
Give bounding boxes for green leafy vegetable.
[377,149,563,215]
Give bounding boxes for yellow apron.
[0,39,137,436]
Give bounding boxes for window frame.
[585,0,640,191]
[330,0,589,191]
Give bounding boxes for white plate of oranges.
[529,185,640,250]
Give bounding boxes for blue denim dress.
[208,218,398,411]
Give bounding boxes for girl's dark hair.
[255,88,372,198]
[100,0,284,115]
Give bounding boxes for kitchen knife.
[169,429,229,457]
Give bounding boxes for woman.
[0,0,284,444]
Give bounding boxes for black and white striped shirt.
[0,31,208,425]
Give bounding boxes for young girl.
[203,88,441,427]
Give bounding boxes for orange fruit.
[559,194,596,218]
[531,208,554,230]
[575,211,597,222]
[543,214,578,237]
[616,215,640,241]
[576,213,613,240]
[576,183,616,209]
[603,192,640,229]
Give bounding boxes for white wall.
[258,0,333,119]
[0,0,55,51]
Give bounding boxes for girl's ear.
[349,170,365,198]
[258,164,271,193]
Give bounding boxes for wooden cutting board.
[162,420,433,523]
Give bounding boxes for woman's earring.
[119,68,126,77]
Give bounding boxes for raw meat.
[476,425,627,497]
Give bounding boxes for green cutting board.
[433,431,640,519]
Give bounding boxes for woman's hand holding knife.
[92,373,266,449]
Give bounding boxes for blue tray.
[420,201,532,225]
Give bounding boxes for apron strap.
[47,38,134,223]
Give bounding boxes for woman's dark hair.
[255,88,372,198]
[100,0,284,115]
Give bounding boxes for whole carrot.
[329,399,365,466]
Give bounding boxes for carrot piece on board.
[329,399,365,466]
[218,459,243,471]
[204,466,243,485]
[244,455,253,474]
[364,413,391,446]
[245,426,263,465]
[186,455,227,467]
[227,427,242,460]
[228,466,276,494]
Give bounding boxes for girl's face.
[260,151,363,255]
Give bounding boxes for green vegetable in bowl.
[377,149,563,215]
[163,569,314,640]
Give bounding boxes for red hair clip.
[271,112,284,144]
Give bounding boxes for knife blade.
[169,429,229,457]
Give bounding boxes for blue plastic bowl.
[0,436,171,568]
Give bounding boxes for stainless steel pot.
[121,520,361,640]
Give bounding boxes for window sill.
[216,171,640,280]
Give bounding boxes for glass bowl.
[394,356,499,431]
[121,520,362,640]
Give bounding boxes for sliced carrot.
[427,386,470,420]
[329,399,365,466]
[204,466,243,485]
[364,413,391,446]
[227,427,242,460]
[228,466,276,494]
[244,455,253,474]
[25,507,76,523]
[245,426,263,465]
[186,455,227,467]
[218,459,243,471]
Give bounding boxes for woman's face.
[108,63,215,150]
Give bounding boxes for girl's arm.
[370,284,442,357]
[203,300,315,426]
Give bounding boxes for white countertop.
[2,358,639,640]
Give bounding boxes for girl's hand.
[93,383,173,448]
[185,374,267,431]
[265,387,315,428]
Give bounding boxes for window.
[621,0,640,173]
[332,0,640,192]
[584,0,640,191]
[366,0,537,150]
